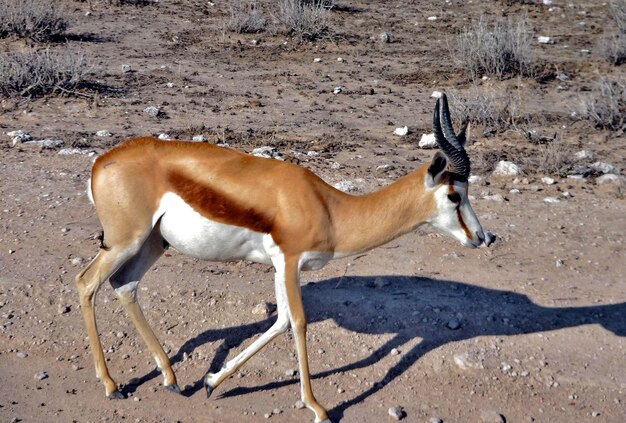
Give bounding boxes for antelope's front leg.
[283,255,332,423]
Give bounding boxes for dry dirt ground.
[1,1,625,422]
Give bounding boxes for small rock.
[95,130,113,137]
[337,57,344,62]
[251,302,276,316]
[480,410,505,423]
[427,16,437,21]
[454,352,483,370]
[447,319,461,330]
[16,351,27,358]
[57,304,71,314]
[333,180,358,193]
[556,259,564,268]
[8,130,31,146]
[158,133,171,140]
[285,369,297,377]
[71,257,84,266]
[591,162,618,175]
[538,36,554,44]
[492,161,521,177]
[542,0,553,5]
[575,150,594,160]
[35,371,48,381]
[430,418,444,423]
[144,106,161,118]
[390,348,400,356]
[541,176,556,185]
[295,400,305,409]
[468,175,485,185]
[393,126,409,137]
[192,135,206,142]
[380,32,392,43]
[252,146,282,160]
[388,406,405,420]
[313,57,322,63]
[376,164,395,172]
[272,408,282,415]
[509,188,521,195]
[430,91,443,99]
[264,413,271,419]
[543,197,561,203]
[591,411,600,417]
[116,331,126,338]
[24,139,64,148]
[58,148,93,156]
[333,86,344,94]
[418,133,437,148]
[483,194,507,203]
[121,64,132,73]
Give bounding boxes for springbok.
[75,94,490,423]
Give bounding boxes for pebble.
[295,400,305,409]
[337,57,344,62]
[333,180,358,193]
[509,188,521,195]
[144,106,161,117]
[591,411,601,417]
[57,304,71,314]
[418,133,437,148]
[96,130,113,137]
[8,130,32,146]
[468,175,485,185]
[543,197,561,203]
[380,32,392,43]
[393,126,409,137]
[483,194,507,203]
[16,351,27,358]
[431,91,443,99]
[541,176,556,185]
[313,57,322,63]
[492,161,521,177]
[453,352,483,370]
[427,16,437,21]
[538,36,554,44]
[390,348,400,356]
[388,406,405,420]
[116,331,126,338]
[121,64,132,73]
[285,369,297,377]
[575,150,594,160]
[333,86,344,94]
[252,146,282,160]
[556,259,564,268]
[24,139,64,148]
[480,410,505,423]
[71,257,84,266]
[446,319,461,330]
[35,371,48,380]
[192,134,206,142]
[251,302,276,316]
[430,418,444,423]
[158,133,171,140]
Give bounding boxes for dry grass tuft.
[452,15,533,79]
[0,48,88,97]
[277,0,330,40]
[449,88,528,133]
[579,77,626,130]
[227,1,267,34]
[601,0,626,65]
[0,0,68,42]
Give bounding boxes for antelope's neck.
[332,165,434,254]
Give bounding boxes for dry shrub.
[0,48,88,97]
[579,77,626,130]
[227,1,267,34]
[601,0,626,65]
[0,0,68,42]
[449,88,527,133]
[452,15,533,79]
[528,137,575,177]
[277,0,330,40]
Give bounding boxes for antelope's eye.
[447,192,461,203]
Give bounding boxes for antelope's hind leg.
[109,226,180,394]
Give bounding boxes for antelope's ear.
[426,151,448,188]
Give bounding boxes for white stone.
[427,16,437,21]
[251,302,276,316]
[431,91,443,99]
[538,36,553,44]
[8,130,32,146]
[192,135,206,142]
[393,126,409,137]
[58,148,92,156]
[542,0,553,5]
[541,176,556,185]
[492,161,521,177]
[24,139,64,148]
[121,64,132,73]
[252,146,282,160]
[144,106,160,117]
[543,197,561,203]
[509,188,521,194]
[483,194,507,203]
[337,57,344,62]
[166,82,175,88]
[380,32,392,43]
[333,180,357,193]
[468,175,484,185]
[333,86,343,94]
[313,58,321,63]
[454,352,484,370]
[388,406,405,420]
[575,150,594,160]
[95,130,112,137]
[158,133,171,140]
[418,132,437,148]
[590,161,618,175]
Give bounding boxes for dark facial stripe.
[167,171,273,234]
[457,207,473,240]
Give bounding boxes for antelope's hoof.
[106,390,124,400]
[165,384,181,394]
[205,384,214,398]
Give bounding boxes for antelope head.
[425,94,491,248]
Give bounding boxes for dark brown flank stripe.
[166,170,274,234]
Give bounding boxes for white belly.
[156,193,274,264]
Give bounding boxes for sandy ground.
[1,1,625,422]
